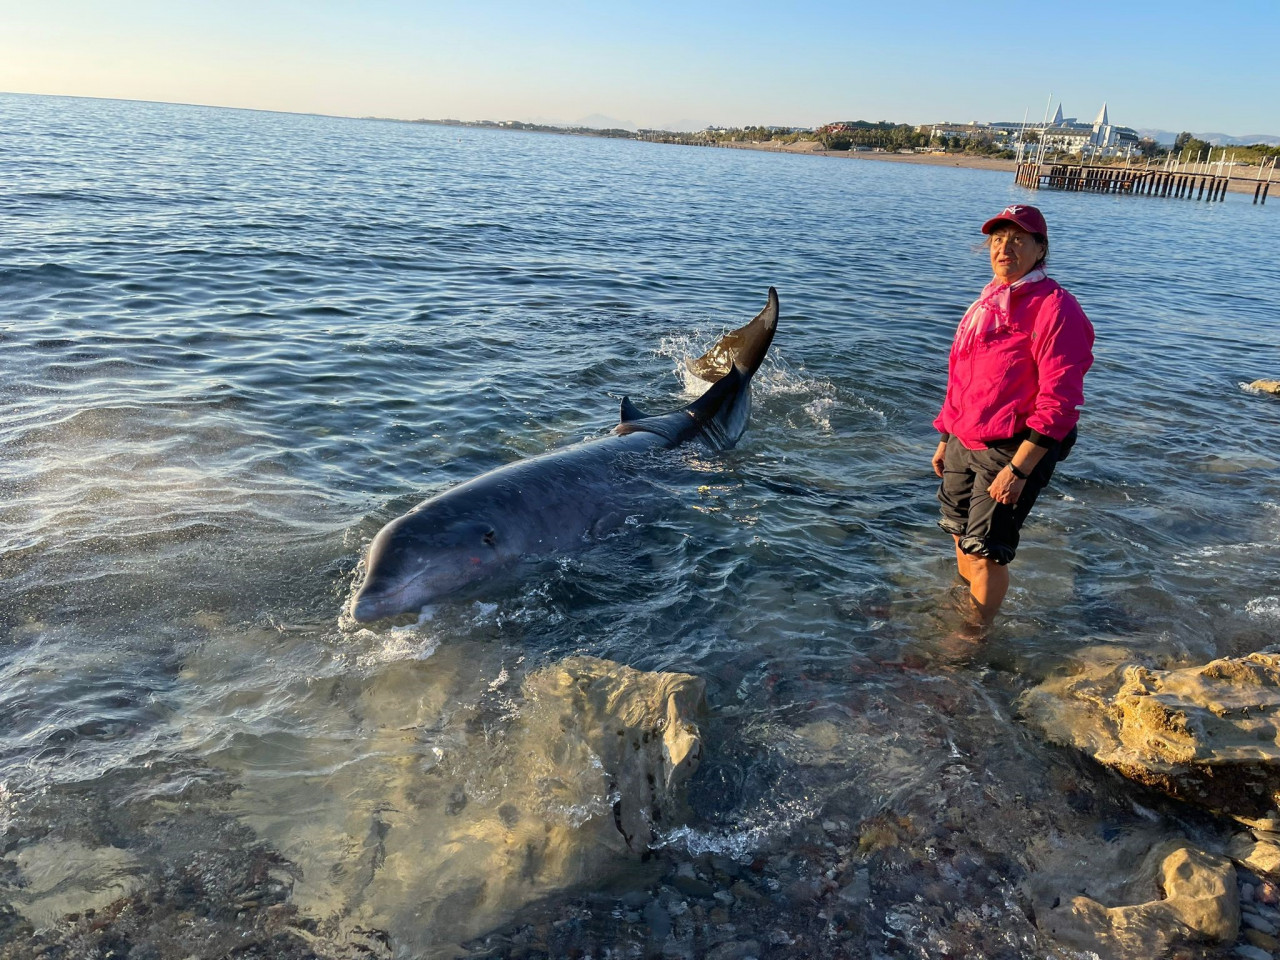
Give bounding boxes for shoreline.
[715,139,1269,194]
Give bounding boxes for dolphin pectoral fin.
[686,288,779,383]
[620,396,650,423]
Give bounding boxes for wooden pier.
[1015,161,1238,201]
[1015,154,1277,204]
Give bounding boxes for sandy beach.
[719,139,1269,194]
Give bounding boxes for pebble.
[644,901,671,942]
[1245,929,1280,952]
[1244,883,1257,903]
[1235,946,1273,960]
[837,869,871,904]
[1262,881,1280,906]
[822,820,839,834]
[671,876,715,900]
[711,855,742,878]
[782,878,822,905]
[620,889,650,909]
[1243,908,1280,936]
[705,939,761,960]
[1253,903,1280,924]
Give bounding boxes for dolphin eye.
[483,529,497,547]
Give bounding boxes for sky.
[2,0,1277,136]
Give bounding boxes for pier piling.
[1014,157,1250,205]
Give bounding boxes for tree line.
[425,118,1279,165]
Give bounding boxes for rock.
[782,878,822,905]
[644,899,672,942]
[1230,835,1280,878]
[619,889,650,909]
[1020,651,1280,818]
[672,875,715,900]
[837,868,871,904]
[202,650,705,955]
[1248,379,1280,396]
[1242,907,1280,935]
[1236,945,1273,960]
[1038,843,1239,958]
[1244,927,1280,951]
[1,840,145,929]
[523,656,706,852]
[1251,901,1280,924]
[705,939,760,960]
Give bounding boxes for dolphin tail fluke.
[616,288,778,450]
[686,287,779,383]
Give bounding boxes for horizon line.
[1,89,1275,142]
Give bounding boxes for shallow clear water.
[1,93,1278,957]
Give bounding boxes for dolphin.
[349,288,779,623]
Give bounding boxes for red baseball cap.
[981,203,1048,237]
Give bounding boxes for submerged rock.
[523,655,705,852]
[0,840,145,929]
[201,650,704,956]
[1019,650,1280,818]
[1038,842,1239,957]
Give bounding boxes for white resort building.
[922,103,1141,156]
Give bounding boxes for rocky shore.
[13,640,1280,959]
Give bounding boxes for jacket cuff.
[1028,429,1058,448]
[938,432,951,442]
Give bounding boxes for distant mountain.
[1196,132,1280,146]
[1138,128,1280,147]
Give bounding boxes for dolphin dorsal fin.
[619,397,650,423]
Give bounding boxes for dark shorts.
[936,435,1060,565]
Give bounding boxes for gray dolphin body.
[349,288,779,623]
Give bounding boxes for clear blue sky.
[2,0,1276,135]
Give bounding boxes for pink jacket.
[934,273,1094,450]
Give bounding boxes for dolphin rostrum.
[349,288,779,623]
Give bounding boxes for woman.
[931,204,1094,623]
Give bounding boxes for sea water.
[1,93,1278,957]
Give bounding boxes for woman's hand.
[931,440,948,478]
[987,465,1026,505]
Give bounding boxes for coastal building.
[997,103,1140,156]
[922,121,1010,145]
[924,103,1141,156]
